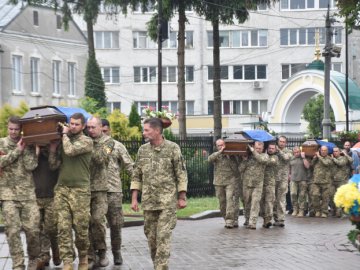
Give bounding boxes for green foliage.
[302,94,335,137]
[78,97,108,118]
[107,110,142,140]
[336,0,360,31]
[337,130,359,144]
[163,128,176,140]
[0,102,29,137]
[128,103,142,132]
[84,55,106,110]
[347,229,360,242]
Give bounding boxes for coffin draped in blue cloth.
[55,106,92,123]
[315,139,336,154]
[242,130,276,142]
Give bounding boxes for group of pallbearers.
[0,114,187,270]
[208,136,353,230]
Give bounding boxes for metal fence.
[119,136,343,202]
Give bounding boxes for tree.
[128,103,142,132]
[303,94,335,137]
[336,0,360,30]
[0,102,29,137]
[107,110,142,140]
[78,96,108,118]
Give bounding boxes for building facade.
[74,1,360,134]
[0,1,88,108]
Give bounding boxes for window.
[56,15,62,29]
[30,57,40,93]
[162,66,177,82]
[163,32,177,48]
[208,30,267,48]
[137,101,194,115]
[95,31,119,49]
[101,67,120,84]
[319,0,335,8]
[280,27,340,46]
[134,66,157,83]
[133,31,156,49]
[12,55,22,92]
[258,2,268,10]
[185,66,194,82]
[33,11,39,26]
[208,66,229,80]
[208,100,268,115]
[68,62,76,96]
[233,66,243,80]
[134,2,155,12]
[281,63,307,80]
[52,60,61,95]
[185,31,194,48]
[107,102,121,112]
[332,63,342,72]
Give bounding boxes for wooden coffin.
[223,132,254,156]
[301,139,319,157]
[19,106,67,145]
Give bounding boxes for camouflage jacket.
[277,147,292,182]
[239,151,269,188]
[90,134,114,192]
[208,151,239,186]
[107,140,134,193]
[0,136,38,201]
[311,155,333,184]
[264,154,279,186]
[130,139,188,210]
[332,155,353,183]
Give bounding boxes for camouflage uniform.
[239,150,269,227]
[289,156,310,213]
[311,155,333,215]
[261,153,279,225]
[106,140,133,253]
[330,154,353,215]
[208,151,240,227]
[49,132,93,264]
[88,134,114,258]
[274,148,292,224]
[130,139,188,270]
[0,137,41,270]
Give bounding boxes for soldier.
[330,147,353,217]
[310,145,333,218]
[102,119,134,265]
[0,116,42,270]
[131,118,188,270]
[261,142,279,228]
[289,147,310,217]
[239,141,269,230]
[86,116,114,267]
[49,113,93,270]
[33,146,61,266]
[343,141,355,177]
[273,135,292,227]
[208,139,240,228]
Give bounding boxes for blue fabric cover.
[55,107,92,123]
[243,130,275,142]
[315,140,336,154]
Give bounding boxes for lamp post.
[157,0,163,112]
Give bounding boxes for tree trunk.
[212,19,222,140]
[86,19,95,58]
[177,2,187,139]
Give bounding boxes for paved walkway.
[0,215,360,269]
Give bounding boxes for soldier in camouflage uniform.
[330,147,353,217]
[49,113,93,270]
[0,116,42,270]
[33,146,61,266]
[86,116,115,267]
[239,141,269,230]
[310,146,333,218]
[261,143,279,228]
[208,139,240,228]
[289,147,310,217]
[102,119,134,265]
[273,136,292,227]
[131,118,188,270]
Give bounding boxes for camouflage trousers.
[273,180,288,222]
[260,184,275,223]
[215,184,236,226]
[88,191,108,258]
[310,183,331,214]
[329,181,347,213]
[243,183,263,226]
[54,186,91,263]
[233,178,243,223]
[290,181,308,211]
[36,198,58,261]
[144,208,177,270]
[106,192,124,251]
[1,200,41,269]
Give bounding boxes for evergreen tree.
[85,54,106,110]
[128,103,142,132]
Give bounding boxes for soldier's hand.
[301,152,306,159]
[17,138,25,152]
[49,140,60,153]
[131,200,139,212]
[62,126,69,135]
[219,145,225,153]
[35,144,40,156]
[248,145,254,152]
[177,198,187,209]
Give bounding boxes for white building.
[0,1,88,108]
[74,1,360,134]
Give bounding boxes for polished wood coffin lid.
[223,132,254,155]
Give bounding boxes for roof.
[0,0,24,31]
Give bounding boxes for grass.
[123,196,219,218]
